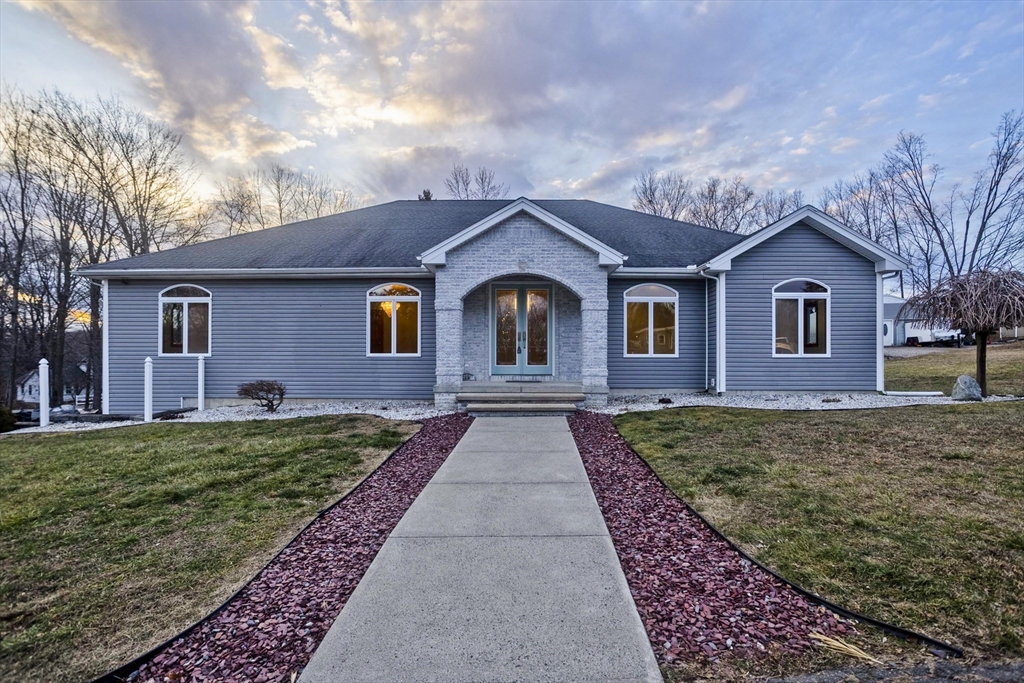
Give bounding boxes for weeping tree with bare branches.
[903,269,1024,396]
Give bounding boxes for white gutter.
[101,279,109,415]
[609,267,701,278]
[75,266,433,280]
[878,272,900,393]
[702,277,708,390]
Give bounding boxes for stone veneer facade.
[433,212,611,409]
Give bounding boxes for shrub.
[0,406,15,433]
[237,380,287,413]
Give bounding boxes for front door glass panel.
[526,289,549,366]
[492,285,552,375]
[495,289,518,366]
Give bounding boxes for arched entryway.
[461,276,582,383]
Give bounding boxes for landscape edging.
[89,414,468,683]
[578,410,965,660]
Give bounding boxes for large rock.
[951,374,983,401]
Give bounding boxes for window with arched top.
[159,284,211,356]
[772,279,830,357]
[367,283,421,356]
[624,283,678,357]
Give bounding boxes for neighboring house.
[79,199,907,414]
[885,296,959,346]
[16,364,89,406]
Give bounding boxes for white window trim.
[366,283,422,357]
[623,283,680,358]
[771,278,831,358]
[157,284,212,358]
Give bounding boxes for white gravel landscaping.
[7,399,443,436]
[179,400,444,423]
[598,391,1020,414]
[10,393,1019,436]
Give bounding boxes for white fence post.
[144,356,153,423]
[39,358,50,428]
[197,356,205,412]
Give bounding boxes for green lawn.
[0,415,418,682]
[616,403,1024,666]
[886,341,1024,396]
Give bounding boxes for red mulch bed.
[568,411,847,667]
[127,413,472,683]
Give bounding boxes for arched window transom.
[624,283,678,357]
[367,283,421,356]
[159,284,211,356]
[772,279,830,357]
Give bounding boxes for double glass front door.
[492,285,552,375]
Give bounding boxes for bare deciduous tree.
[444,163,472,200]
[444,164,509,200]
[631,168,693,220]
[0,87,42,405]
[754,188,805,226]
[632,169,803,233]
[42,92,201,256]
[884,111,1024,280]
[689,176,761,233]
[1,87,211,408]
[214,163,359,234]
[37,91,117,406]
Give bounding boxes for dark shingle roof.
[84,199,748,272]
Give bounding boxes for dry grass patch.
[615,403,1024,665]
[886,341,1024,395]
[0,415,418,682]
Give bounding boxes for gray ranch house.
[80,198,907,414]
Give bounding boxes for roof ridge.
[570,199,751,238]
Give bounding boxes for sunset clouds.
[3,0,1021,204]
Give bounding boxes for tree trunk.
[976,331,988,398]
[51,313,67,407]
[6,286,20,408]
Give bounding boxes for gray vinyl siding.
[107,278,436,413]
[707,278,717,388]
[725,222,877,391]
[607,278,707,390]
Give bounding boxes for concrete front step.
[456,392,585,403]
[465,402,578,414]
[459,382,584,394]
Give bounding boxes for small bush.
[237,380,287,413]
[0,406,15,433]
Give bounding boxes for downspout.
[879,272,900,394]
[698,269,718,393]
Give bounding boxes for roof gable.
[417,198,626,267]
[702,205,909,274]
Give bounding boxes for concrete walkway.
[301,416,662,683]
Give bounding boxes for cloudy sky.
[1,0,1022,206]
